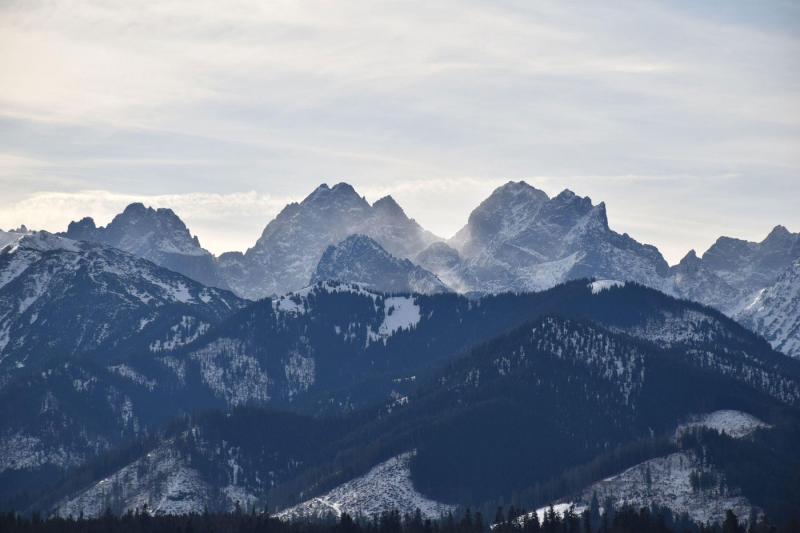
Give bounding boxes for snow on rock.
[443,182,670,294]
[217,183,440,300]
[311,234,450,295]
[62,204,230,290]
[0,233,79,291]
[675,410,769,440]
[4,231,79,255]
[277,451,455,521]
[588,280,625,295]
[735,260,800,359]
[0,227,32,251]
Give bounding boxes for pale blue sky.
[1,0,798,263]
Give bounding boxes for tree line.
[1,504,794,533]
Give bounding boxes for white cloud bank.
[0,190,291,254]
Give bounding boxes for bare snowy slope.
[277,452,455,520]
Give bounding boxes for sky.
[1,0,798,264]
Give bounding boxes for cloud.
[0,190,292,254]
[0,178,506,253]
[0,1,798,262]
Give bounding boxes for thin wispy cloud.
[0,0,798,263]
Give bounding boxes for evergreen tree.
[588,492,600,533]
[495,507,506,527]
[722,510,742,533]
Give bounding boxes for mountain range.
[2,180,799,527]
[51,180,800,359]
[215,183,439,299]
[62,203,230,291]
[8,280,800,522]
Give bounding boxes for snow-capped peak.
[3,231,80,254]
[0,226,34,251]
[312,234,450,294]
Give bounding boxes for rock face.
[414,242,466,292]
[701,225,799,294]
[671,225,800,313]
[63,203,230,291]
[218,184,440,300]
[414,181,799,358]
[433,181,669,293]
[668,226,800,358]
[312,235,450,295]
[735,260,800,359]
[668,250,741,312]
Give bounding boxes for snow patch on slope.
[526,503,586,526]
[277,451,454,520]
[675,410,769,440]
[368,296,421,345]
[588,280,625,294]
[380,297,421,336]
